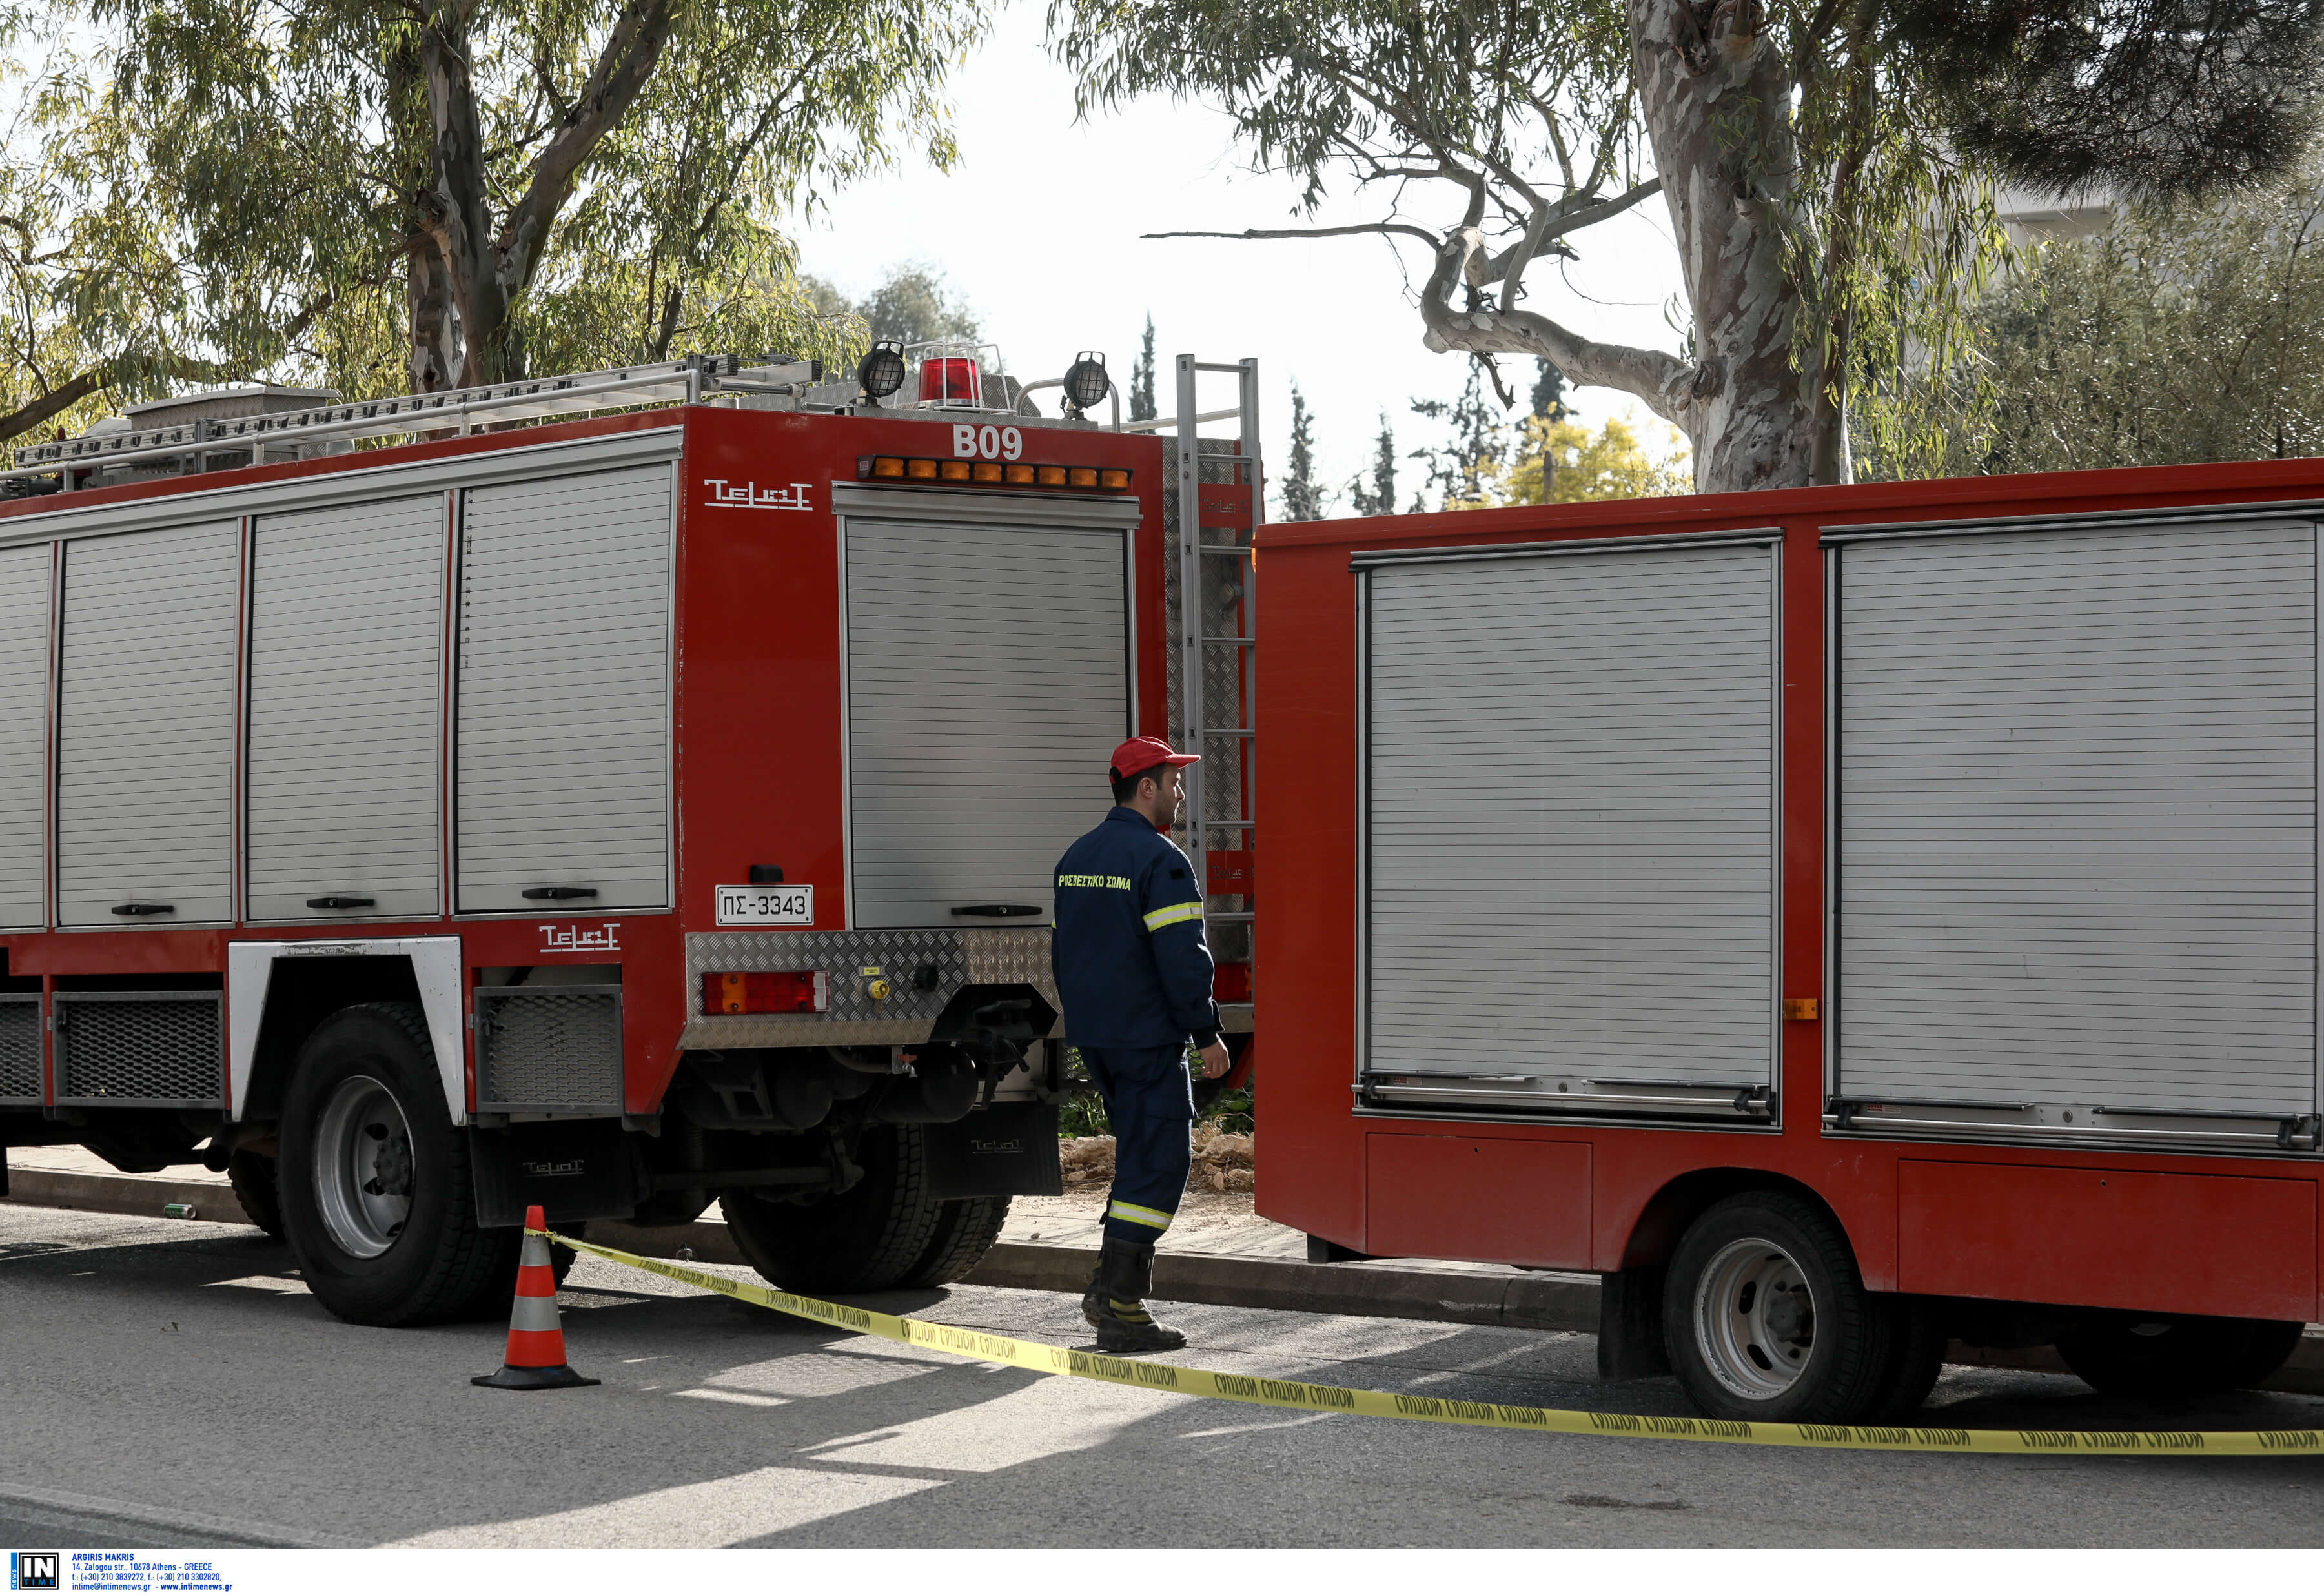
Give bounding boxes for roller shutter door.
[456,466,671,912]
[56,522,240,927]
[1836,521,2318,1122]
[247,496,445,921]
[1363,541,1779,1108]
[846,517,1129,927]
[0,544,49,928]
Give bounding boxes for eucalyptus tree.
[1053,0,2324,490]
[20,0,984,424]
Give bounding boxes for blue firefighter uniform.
[1052,806,1222,1248]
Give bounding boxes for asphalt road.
[3,1204,2322,1549]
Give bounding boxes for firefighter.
[1052,734,1232,1354]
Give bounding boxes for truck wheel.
[897,1196,1012,1288]
[720,1124,944,1294]
[1864,1295,1946,1424]
[227,1150,284,1241]
[277,1002,516,1326]
[1663,1192,1894,1424]
[2057,1315,2307,1396]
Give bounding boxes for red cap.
[1108,735,1200,781]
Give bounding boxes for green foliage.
[1054,1048,1255,1139]
[1049,0,2295,490]
[1278,380,1325,520]
[1408,360,1509,511]
[1866,171,2324,478]
[1482,414,1691,504]
[1345,412,1397,516]
[804,261,982,351]
[2,0,987,434]
[1129,314,1157,422]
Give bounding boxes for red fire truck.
[0,349,1261,1326]
[1258,462,2324,1425]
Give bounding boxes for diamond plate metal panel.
[682,928,1061,1049]
[54,992,224,1107]
[0,995,41,1101]
[685,930,969,1021]
[476,986,623,1112]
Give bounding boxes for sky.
[794,5,1691,511]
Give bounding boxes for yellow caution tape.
[541,1226,2324,1457]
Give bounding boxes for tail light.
[706,971,828,1015]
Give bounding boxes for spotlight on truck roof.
[859,339,907,400]
[1063,352,1111,414]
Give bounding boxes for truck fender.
[225,937,467,1125]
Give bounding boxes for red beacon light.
[917,356,981,405]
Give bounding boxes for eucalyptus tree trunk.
[1627,0,1819,493]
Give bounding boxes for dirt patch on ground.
[1058,1126,1254,1193]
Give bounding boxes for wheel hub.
[313,1075,416,1259]
[1693,1237,1817,1401]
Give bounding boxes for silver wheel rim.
[1693,1235,1817,1400]
[312,1075,415,1259]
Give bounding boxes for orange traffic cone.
[473,1206,599,1391]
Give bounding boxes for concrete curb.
[3,1165,250,1226]
[11,1164,2321,1395]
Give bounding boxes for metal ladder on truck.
[1123,356,1261,1025]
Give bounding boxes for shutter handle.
[522,886,600,901]
[110,902,176,917]
[950,904,1042,918]
[305,896,377,909]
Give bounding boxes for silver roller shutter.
[1362,540,1779,1115]
[456,465,672,912]
[56,522,240,927]
[1835,520,2319,1128]
[247,496,446,921]
[0,543,50,928]
[846,516,1129,928]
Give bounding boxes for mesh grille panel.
[55,993,223,1106]
[0,997,40,1101]
[476,987,623,1112]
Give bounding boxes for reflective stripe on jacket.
[1051,806,1221,1050]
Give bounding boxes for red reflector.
[705,971,828,1015]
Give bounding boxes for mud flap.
[469,1119,641,1229]
[1598,1265,1672,1382]
[926,1102,1063,1198]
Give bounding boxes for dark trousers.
[1078,1044,1194,1246]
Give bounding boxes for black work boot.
[1091,1236,1187,1354]
[1081,1261,1106,1329]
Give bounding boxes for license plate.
[713,884,815,926]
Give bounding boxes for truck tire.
[2057,1315,2307,1397]
[277,1002,517,1326]
[1663,1192,1895,1425]
[897,1196,1012,1288]
[227,1150,284,1241]
[1864,1295,1946,1424]
[720,1124,944,1294]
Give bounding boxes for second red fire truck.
[1257,462,2324,1425]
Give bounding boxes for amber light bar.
[706,970,829,1015]
[858,456,1131,491]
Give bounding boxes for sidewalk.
[8,1144,2319,1392]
